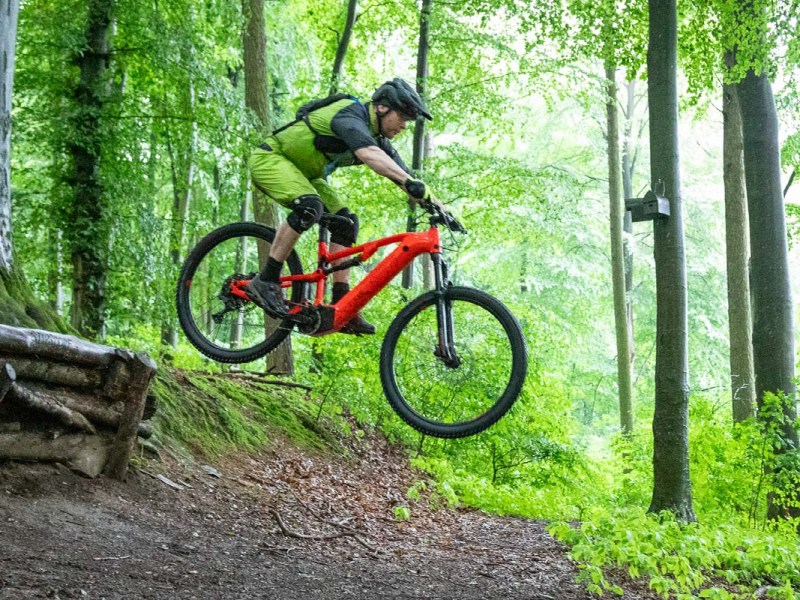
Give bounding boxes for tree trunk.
[621,79,637,365]
[0,0,19,273]
[48,228,65,314]
[162,70,198,349]
[738,71,797,412]
[605,60,634,435]
[722,52,755,423]
[328,0,358,95]
[402,0,433,290]
[738,68,798,520]
[66,0,114,339]
[646,0,695,522]
[412,0,431,173]
[1,4,74,333]
[242,0,293,375]
[230,194,250,349]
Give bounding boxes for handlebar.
[318,202,466,235]
[419,200,467,234]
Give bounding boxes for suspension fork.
[432,254,460,367]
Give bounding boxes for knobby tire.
[380,286,527,438]
[176,222,304,363]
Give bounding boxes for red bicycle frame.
[280,226,442,332]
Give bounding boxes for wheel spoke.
[177,223,304,362]
[389,295,515,428]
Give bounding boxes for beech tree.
[329,0,358,96]
[1,0,19,274]
[161,16,199,349]
[646,0,695,522]
[605,61,633,435]
[64,0,115,339]
[242,0,293,374]
[722,51,755,422]
[403,0,434,290]
[737,59,799,522]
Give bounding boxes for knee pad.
[329,207,359,246]
[287,195,324,233]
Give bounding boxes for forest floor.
[0,430,659,600]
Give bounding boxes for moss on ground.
[0,267,68,332]
[152,369,343,458]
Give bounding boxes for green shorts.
[247,146,343,214]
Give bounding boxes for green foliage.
[787,201,800,247]
[393,505,411,520]
[8,0,800,596]
[550,512,800,599]
[542,395,800,598]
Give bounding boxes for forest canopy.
[2,0,800,597]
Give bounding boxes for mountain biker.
[244,77,437,335]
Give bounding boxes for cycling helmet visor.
[372,78,432,121]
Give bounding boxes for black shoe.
[339,312,376,335]
[244,278,288,318]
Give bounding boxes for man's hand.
[404,178,433,202]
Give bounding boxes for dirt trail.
[0,437,654,600]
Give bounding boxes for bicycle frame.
[281,225,442,333]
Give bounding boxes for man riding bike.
[244,78,437,335]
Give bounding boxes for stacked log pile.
[0,325,157,478]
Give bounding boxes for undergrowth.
[126,327,800,600]
[151,368,347,458]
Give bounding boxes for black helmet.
[372,78,432,121]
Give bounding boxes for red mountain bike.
[176,202,527,438]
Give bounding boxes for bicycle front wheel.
[176,222,305,364]
[380,286,527,438]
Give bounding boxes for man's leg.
[246,149,322,315]
[325,208,375,335]
[330,242,350,284]
[270,221,302,262]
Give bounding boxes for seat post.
[317,222,330,244]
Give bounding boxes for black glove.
[405,178,433,201]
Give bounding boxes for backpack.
[271,93,359,136]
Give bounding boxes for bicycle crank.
[292,304,336,336]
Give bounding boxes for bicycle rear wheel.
[176,222,305,363]
[380,286,527,438]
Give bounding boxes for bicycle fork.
[432,254,461,368]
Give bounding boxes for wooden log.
[0,324,119,367]
[105,352,157,480]
[23,381,123,418]
[0,360,15,403]
[1,354,149,405]
[20,382,154,438]
[0,355,103,388]
[0,431,112,478]
[101,357,133,400]
[137,420,154,439]
[7,383,97,434]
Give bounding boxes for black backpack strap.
[271,119,299,136]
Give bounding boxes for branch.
[214,373,313,391]
[270,509,354,541]
[270,506,377,553]
[784,169,795,198]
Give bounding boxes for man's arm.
[354,145,446,211]
[354,145,413,192]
